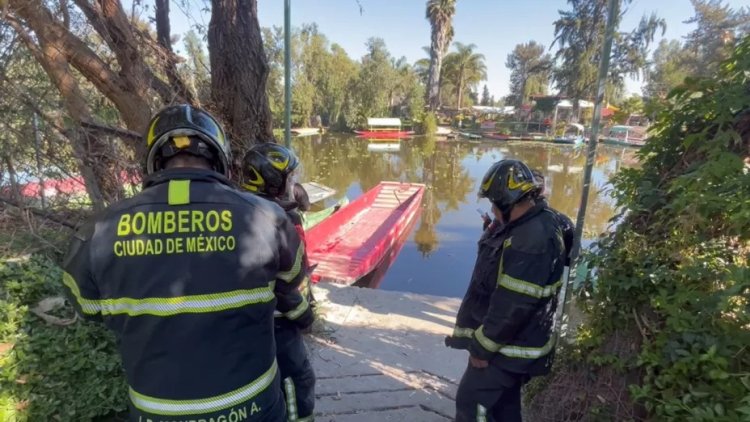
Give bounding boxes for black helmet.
[144,105,231,176]
[241,143,300,198]
[478,159,537,215]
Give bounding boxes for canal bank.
[308,283,464,421]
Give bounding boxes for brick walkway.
[308,284,466,421]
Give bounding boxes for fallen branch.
[0,196,78,229]
[80,120,140,141]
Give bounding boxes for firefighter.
[242,143,316,422]
[445,159,567,421]
[61,105,309,422]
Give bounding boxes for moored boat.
[458,131,482,139]
[601,125,647,148]
[300,182,337,204]
[553,123,586,145]
[291,127,321,137]
[306,182,425,285]
[301,197,349,231]
[354,118,414,138]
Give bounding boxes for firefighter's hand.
[469,356,489,369]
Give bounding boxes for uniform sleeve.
[469,238,559,361]
[274,214,314,329]
[61,222,102,322]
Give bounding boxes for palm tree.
[443,42,486,109]
[414,46,432,86]
[425,0,457,111]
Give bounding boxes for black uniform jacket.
[62,168,308,420]
[448,202,567,376]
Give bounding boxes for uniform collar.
[250,192,299,212]
[501,201,547,232]
[143,168,234,189]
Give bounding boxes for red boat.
[306,182,425,285]
[354,117,414,139]
[354,130,414,138]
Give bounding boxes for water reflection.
[292,135,637,298]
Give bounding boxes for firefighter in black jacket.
[61,105,309,422]
[242,143,316,422]
[446,159,567,421]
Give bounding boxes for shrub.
[528,36,750,421]
[0,255,127,421]
[418,111,438,136]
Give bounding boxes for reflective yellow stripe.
[63,272,275,316]
[452,326,474,338]
[284,377,298,420]
[498,274,562,299]
[278,243,304,282]
[477,404,488,422]
[284,297,310,320]
[130,360,278,416]
[475,326,556,360]
[499,337,556,359]
[62,271,100,315]
[474,325,501,353]
[168,180,190,205]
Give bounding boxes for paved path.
[308,284,466,421]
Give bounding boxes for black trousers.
[455,363,527,422]
[275,319,316,421]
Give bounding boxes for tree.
[612,95,643,124]
[209,0,274,145]
[353,38,395,125]
[425,0,456,111]
[443,42,487,109]
[683,0,750,76]
[643,39,691,100]
[505,41,552,107]
[480,85,491,106]
[552,0,665,116]
[5,0,275,207]
[182,31,211,105]
[413,46,432,86]
[5,0,179,206]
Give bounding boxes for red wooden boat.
[354,130,415,138]
[354,118,414,139]
[306,182,425,285]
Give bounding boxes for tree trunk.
[209,0,274,159]
[426,26,445,111]
[456,69,464,109]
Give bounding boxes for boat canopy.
[367,118,402,128]
[568,123,585,131]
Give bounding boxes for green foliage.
[552,0,665,103]
[419,112,438,136]
[442,42,487,109]
[0,255,126,421]
[683,0,750,77]
[505,40,552,107]
[612,95,644,124]
[577,37,750,420]
[533,97,559,114]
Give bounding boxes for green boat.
[301,197,349,231]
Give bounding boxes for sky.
[168,0,750,100]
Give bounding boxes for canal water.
[292,134,639,299]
